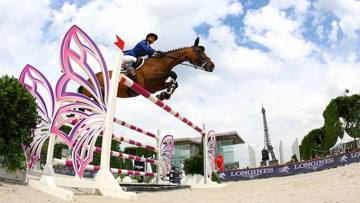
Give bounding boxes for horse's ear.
[194,37,200,46]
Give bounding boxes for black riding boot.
[127,60,136,79]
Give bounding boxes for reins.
[157,50,208,71]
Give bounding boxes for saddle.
[121,57,144,73]
[122,57,144,97]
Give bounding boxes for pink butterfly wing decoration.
[19,65,56,169]
[207,130,216,175]
[51,25,111,177]
[160,135,175,178]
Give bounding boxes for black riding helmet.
[146,33,158,40]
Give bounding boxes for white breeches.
[123,55,136,63]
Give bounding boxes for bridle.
[160,46,209,71]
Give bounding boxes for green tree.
[300,128,326,160]
[183,136,204,175]
[290,154,298,162]
[300,94,360,160]
[322,99,342,149]
[183,155,203,175]
[0,75,39,171]
[335,95,360,139]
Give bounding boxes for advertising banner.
[218,152,360,182]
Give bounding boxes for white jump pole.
[156,129,161,184]
[95,50,135,199]
[43,134,56,174]
[203,132,208,184]
[202,116,208,184]
[43,102,62,175]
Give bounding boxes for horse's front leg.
[156,71,178,100]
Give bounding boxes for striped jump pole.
[120,74,206,136]
[114,118,158,140]
[120,74,209,184]
[112,134,159,153]
[53,159,156,177]
[94,147,158,165]
[113,117,161,180]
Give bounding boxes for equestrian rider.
[123,33,159,77]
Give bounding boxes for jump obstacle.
[20,25,216,200]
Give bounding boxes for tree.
[300,128,326,160]
[183,135,204,175]
[300,94,360,160]
[0,75,39,171]
[290,154,298,162]
[322,99,342,149]
[335,95,360,139]
[183,155,203,175]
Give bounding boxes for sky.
[1,0,360,165]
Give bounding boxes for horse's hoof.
[164,93,171,100]
[156,94,164,101]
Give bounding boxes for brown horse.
[81,37,215,100]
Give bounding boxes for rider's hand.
[154,50,164,57]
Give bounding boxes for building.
[172,131,245,169]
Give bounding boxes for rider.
[123,33,159,77]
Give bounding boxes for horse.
[79,37,215,101]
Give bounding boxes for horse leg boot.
[156,92,168,101]
[165,77,178,95]
[156,77,178,100]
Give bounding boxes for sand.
[1,162,360,203]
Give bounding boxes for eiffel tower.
[260,105,278,166]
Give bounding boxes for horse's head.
[188,37,215,72]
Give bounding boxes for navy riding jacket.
[124,40,155,57]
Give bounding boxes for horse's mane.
[163,46,190,54]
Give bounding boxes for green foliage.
[323,100,342,148]
[129,175,154,183]
[0,75,39,171]
[123,147,157,172]
[211,171,220,183]
[300,94,360,160]
[183,155,203,175]
[335,95,360,138]
[300,128,326,160]
[290,154,298,162]
[183,136,205,175]
[39,125,76,165]
[92,145,156,171]
[91,137,123,169]
[40,140,68,164]
[132,175,142,182]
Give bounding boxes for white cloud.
[243,5,316,60]
[315,0,360,56]
[329,21,339,45]
[316,25,325,41]
[1,0,360,166]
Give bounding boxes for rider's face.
[147,36,157,44]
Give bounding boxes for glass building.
[172,131,244,169]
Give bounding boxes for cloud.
[314,0,360,59]
[1,0,360,166]
[243,4,316,60]
[329,21,339,45]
